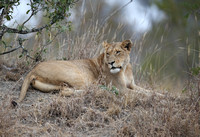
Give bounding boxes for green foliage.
[153,0,200,25]
[30,0,74,23]
[0,0,77,35]
[0,0,78,59]
[99,85,119,95]
[182,2,200,17]
[191,67,200,76]
[0,0,20,21]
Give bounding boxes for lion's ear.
[121,39,133,51]
[102,41,109,49]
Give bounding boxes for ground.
[0,62,199,137]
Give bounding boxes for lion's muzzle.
[108,61,122,74]
[110,66,122,74]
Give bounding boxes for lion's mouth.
[111,66,122,70]
[110,66,122,74]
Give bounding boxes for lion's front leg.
[60,87,84,97]
[59,87,74,96]
[129,80,164,97]
[128,80,152,95]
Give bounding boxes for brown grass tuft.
[0,81,200,136]
[117,124,136,137]
[0,97,17,137]
[45,97,85,120]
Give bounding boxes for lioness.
[16,40,148,103]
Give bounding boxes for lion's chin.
[110,68,121,74]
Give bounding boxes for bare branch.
[21,0,35,28]
[21,45,34,60]
[0,8,55,40]
[0,38,34,60]
[0,31,60,60]
[2,20,56,35]
[21,12,35,29]
[0,45,21,55]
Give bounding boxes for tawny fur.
[17,40,152,103]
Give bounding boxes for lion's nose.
[108,61,115,66]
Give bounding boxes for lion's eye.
[116,51,121,54]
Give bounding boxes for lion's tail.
[17,72,35,103]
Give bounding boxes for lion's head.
[103,40,133,74]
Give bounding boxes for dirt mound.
[0,63,199,136]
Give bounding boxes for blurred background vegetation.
[0,0,200,92]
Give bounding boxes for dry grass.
[0,67,199,136]
[0,32,200,137]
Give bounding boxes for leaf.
[6,15,11,21]
[26,10,30,14]
[111,86,119,95]
[99,85,119,95]
[19,54,23,58]
[43,48,47,53]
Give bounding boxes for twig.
[21,12,34,29]
[100,0,133,28]
[18,38,34,60]
[0,8,5,26]
[0,20,56,41]
[39,31,61,56]
[0,45,21,55]
[0,38,34,60]
[21,45,35,60]
[0,25,6,41]
[21,0,36,29]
